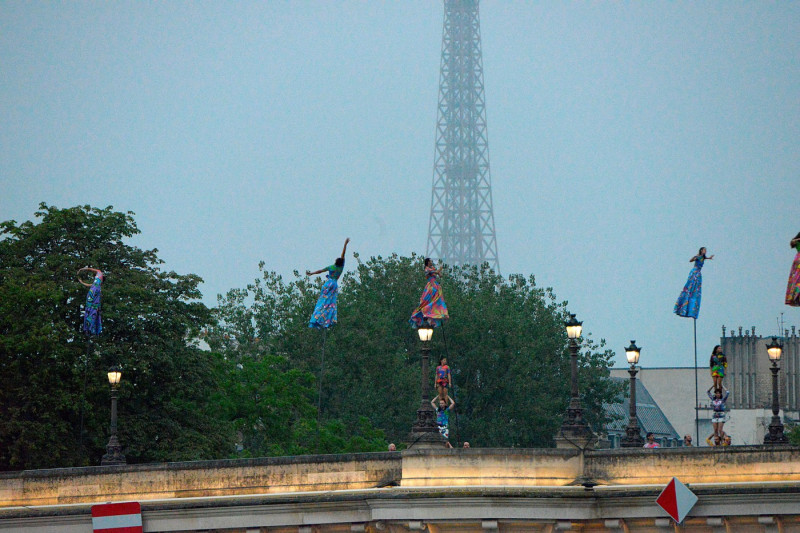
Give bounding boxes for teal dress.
[309,263,343,329]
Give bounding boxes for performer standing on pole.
[409,258,449,329]
[77,266,105,460]
[674,247,713,319]
[786,232,800,307]
[673,246,713,446]
[78,267,104,335]
[307,238,349,329]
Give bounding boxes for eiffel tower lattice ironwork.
[426,0,499,272]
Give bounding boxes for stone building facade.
[721,325,800,410]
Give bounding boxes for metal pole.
[565,337,586,426]
[408,336,446,447]
[694,318,699,444]
[764,362,788,444]
[621,364,644,447]
[101,383,125,465]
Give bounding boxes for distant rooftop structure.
[426,0,500,272]
[603,377,680,448]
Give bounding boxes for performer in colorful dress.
[409,258,449,328]
[706,385,729,446]
[709,345,727,390]
[431,395,455,447]
[78,267,104,335]
[307,238,349,329]
[786,232,800,307]
[435,357,452,402]
[674,247,714,319]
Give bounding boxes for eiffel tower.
[426,0,500,272]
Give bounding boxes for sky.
[1,2,798,369]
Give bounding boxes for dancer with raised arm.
[307,238,350,329]
[77,266,105,461]
[78,267,104,335]
[674,246,714,445]
[409,258,449,328]
[786,232,800,307]
[674,247,713,319]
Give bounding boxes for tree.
[0,204,232,470]
[213,253,623,448]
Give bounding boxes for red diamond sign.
[656,477,698,524]
[91,502,143,533]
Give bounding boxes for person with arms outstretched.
[307,238,350,329]
[674,247,713,319]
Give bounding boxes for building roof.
[604,377,680,439]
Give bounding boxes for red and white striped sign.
[91,502,143,533]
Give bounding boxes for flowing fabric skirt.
[83,283,102,335]
[409,278,449,328]
[674,266,702,319]
[309,278,338,329]
[786,252,800,307]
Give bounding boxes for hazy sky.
[2,2,798,368]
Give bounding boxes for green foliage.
[787,423,800,446]
[215,353,387,456]
[212,253,623,448]
[0,204,232,470]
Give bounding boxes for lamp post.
[408,325,447,448]
[620,340,644,448]
[556,314,595,449]
[764,338,789,445]
[101,366,126,465]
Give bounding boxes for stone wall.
[0,452,401,508]
[3,446,800,509]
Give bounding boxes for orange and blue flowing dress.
[409,266,449,328]
[83,273,103,335]
[674,256,704,319]
[309,263,344,329]
[786,242,800,307]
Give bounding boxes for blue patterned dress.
[674,256,704,319]
[83,274,103,335]
[308,263,344,329]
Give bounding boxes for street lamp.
[101,366,126,465]
[556,314,595,449]
[408,324,446,448]
[620,340,644,448]
[764,338,788,445]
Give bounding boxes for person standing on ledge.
[643,433,660,448]
[431,395,455,448]
[706,385,730,445]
